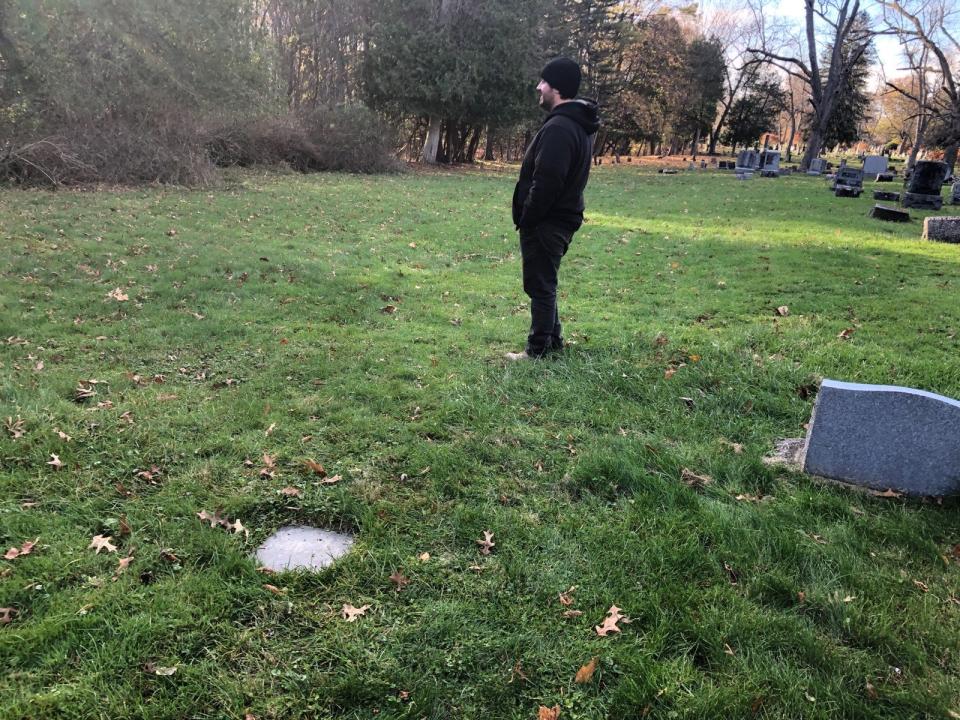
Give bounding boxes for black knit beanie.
[541,57,581,99]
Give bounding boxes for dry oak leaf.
[418,552,431,562]
[720,439,744,454]
[47,454,64,470]
[595,605,629,637]
[4,537,39,561]
[75,382,97,401]
[4,416,25,440]
[113,554,135,579]
[664,367,677,380]
[317,474,342,486]
[230,519,250,538]
[196,510,230,529]
[0,607,16,624]
[871,488,903,499]
[776,305,790,317]
[389,571,410,592]
[262,583,284,595]
[89,535,118,554]
[681,468,712,489]
[837,327,856,340]
[265,423,276,437]
[340,603,370,622]
[476,530,495,555]
[279,486,302,497]
[304,459,327,477]
[562,609,584,618]
[106,287,129,302]
[538,705,561,720]
[575,656,598,684]
[558,587,576,607]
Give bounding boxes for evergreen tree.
[820,11,874,149]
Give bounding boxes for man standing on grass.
[506,57,600,361]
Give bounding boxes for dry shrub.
[301,105,402,174]
[1,116,216,188]
[205,115,323,170]
[208,107,401,174]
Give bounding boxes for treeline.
[0,0,743,186]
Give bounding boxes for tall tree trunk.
[787,113,797,162]
[421,116,442,164]
[944,143,958,173]
[483,126,495,161]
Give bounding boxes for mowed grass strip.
[1,165,959,719]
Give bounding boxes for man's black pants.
[519,223,574,357]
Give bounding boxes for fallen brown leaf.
[4,416,25,440]
[262,583,284,595]
[340,603,370,621]
[46,453,64,470]
[681,468,712,489]
[871,488,903,499]
[538,705,561,720]
[318,474,341,485]
[595,605,629,637]
[89,534,118,554]
[562,609,583,618]
[279,486,302,497]
[107,287,129,302]
[4,538,39,561]
[304,459,327,476]
[913,579,929,592]
[0,607,16,624]
[113,554,134,579]
[389,571,410,592]
[574,656,598,684]
[476,530,495,555]
[776,305,790,316]
[837,327,856,340]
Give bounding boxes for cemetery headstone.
[658,168,677,175]
[862,155,889,176]
[922,216,960,242]
[875,172,894,182]
[802,379,960,496]
[869,205,910,222]
[807,158,826,175]
[951,181,960,204]
[902,160,948,210]
[833,167,864,197]
[735,149,760,172]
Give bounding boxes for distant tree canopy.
[721,73,785,151]
[2,0,955,184]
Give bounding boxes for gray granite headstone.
[951,181,960,205]
[833,167,863,197]
[802,379,960,496]
[255,526,354,571]
[863,155,888,176]
[869,204,910,222]
[903,160,948,210]
[922,216,960,243]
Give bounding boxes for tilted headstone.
[807,158,826,175]
[951,181,960,205]
[863,155,889,176]
[803,379,960,496]
[834,167,864,197]
[869,205,910,222]
[735,149,760,172]
[873,190,900,201]
[875,172,894,182]
[922,216,960,243]
[902,160,948,210]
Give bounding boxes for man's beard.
[539,94,555,112]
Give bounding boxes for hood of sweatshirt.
[547,98,601,135]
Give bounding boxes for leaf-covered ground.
[1,165,959,719]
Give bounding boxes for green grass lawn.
[1,165,959,720]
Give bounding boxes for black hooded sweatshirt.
[512,98,601,232]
